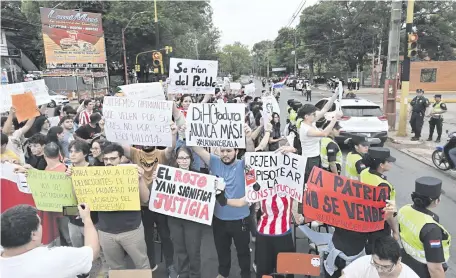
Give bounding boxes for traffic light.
[152,51,164,74]
[165,46,173,54]
[135,64,140,72]
[408,33,418,57]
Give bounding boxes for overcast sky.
[211,0,318,49]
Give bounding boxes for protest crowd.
[0,59,450,278]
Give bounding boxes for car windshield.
[48,91,57,95]
[341,106,383,117]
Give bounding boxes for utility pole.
[122,28,128,84]
[294,30,297,76]
[397,0,415,136]
[371,37,375,88]
[383,0,402,130]
[267,51,270,78]
[154,0,159,50]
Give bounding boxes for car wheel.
[48,100,56,108]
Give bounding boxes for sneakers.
[168,265,178,278]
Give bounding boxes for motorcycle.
[432,130,456,171]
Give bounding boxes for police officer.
[344,135,370,180]
[320,122,342,175]
[410,89,430,141]
[360,147,399,254]
[398,177,450,278]
[428,94,447,143]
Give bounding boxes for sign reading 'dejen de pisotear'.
[244,152,306,203]
[71,166,140,211]
[185,103,245,148]
[103,97,172,147]
[304,166,388,232]
[168,58,218,94]
[149,165,217,225]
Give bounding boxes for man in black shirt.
[409,89,430,141]
[26,133,47,170]
[75,113,102,143]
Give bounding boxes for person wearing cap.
[360,147,399,254]
[409,89,430,141]
[427,94,447,143]
[398,177,450,278]
[344,135,370,180]
[320,121,343,175]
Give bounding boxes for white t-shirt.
[343,255,419,278]
[299,122,321,157]
[0,246,93,278]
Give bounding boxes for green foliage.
[218,42,251,79]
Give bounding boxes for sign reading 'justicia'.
[47,9,99,23]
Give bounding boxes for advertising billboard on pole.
[40,8,107,69]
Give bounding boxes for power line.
[286,0,307,28]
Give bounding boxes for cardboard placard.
[244,83,256,95]
[71,166,140,211]
[119,82,165,100]
[229,82,242,91]
[149,165,217,225]
[11,92,41,123]
[168,58,218,94]
[185,103,245,148]
[245,152,306,202]
[262,95,280,116]
[0,80,51,113]
[27,169,78,212]
[304,167,388,232]
[103,97,173,147]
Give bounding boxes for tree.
[252,40,274,76]
[218,42,251,80]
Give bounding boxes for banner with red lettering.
[149,164,217,225]
[245,152,306,202]
[304,167,388,232]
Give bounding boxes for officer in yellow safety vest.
[320,121,342,175]
[344,135,370,180]
[398,176,450,278]
[427,94,447,143]
[360,147,399,254]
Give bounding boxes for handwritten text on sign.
[168,58,218,94]
[149,165,216,225]
[245,152,306,202]
[71,166,140,211]
[119,82,165,100]
[1,80,51,113]
[186,103,245,148]
[27,169,77,212]
[304,167,388,232]
[103,97,172,147]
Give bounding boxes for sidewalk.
[387,122,456,179]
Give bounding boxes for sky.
[211,0,318,49]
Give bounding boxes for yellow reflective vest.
[289,110,297,125]
[320,137,342,169]
[432,102,444,114]
[345,151,363,180]
[398,205,451,264]
[360,169,396,201]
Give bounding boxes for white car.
[315,97,388,146]
[48,90,70,108]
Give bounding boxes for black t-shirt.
[411,96,430,113]
[27,155,47,170]
[401,206,448,278]
[69,164,98,227]
[75,124,101,140]
[326,141,340,163]
[332,227,368,256]
[96,211,141,234]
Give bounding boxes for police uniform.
[359,147,396,254]
[410,89,430,140]
[398,177,451,278]
[428,94,447,143]
[320,122,342,175]
[344,135,369,180]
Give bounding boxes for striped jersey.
[257,193,291,236]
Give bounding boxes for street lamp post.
[122,11,146,85]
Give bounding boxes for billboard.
[271,67,287,72]
[40,8,107,69]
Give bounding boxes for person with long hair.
[360,147,399,254]
[89,137,110,166]
[344,135,370,180]
[268,112,285,151]
[46,126,65,160]
[398,177,449,278]
[160,146,205,278]
[25,116,50,138]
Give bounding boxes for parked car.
[315,97,388,146]
[48,90,70,108]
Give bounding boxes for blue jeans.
[449,148,456,169]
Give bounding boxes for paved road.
[273,80,456,277]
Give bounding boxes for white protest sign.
[244,83,256,95]
[168,58,218,94]
[149,164,217,225]
[185,103,245,148]
[1,80,51,112]
[103,97,173,146]
[245,152,306,202]
[119,82,165,100]
[338,81,343,101]
[230,82,242,91]
[0,163,31,194]
[262,95,280,116]
[47,116,60,127]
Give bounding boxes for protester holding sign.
[190,123,262,278]
[360,147,399,254]
[268,113,285,152]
